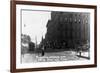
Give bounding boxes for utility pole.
[35,36,37,49]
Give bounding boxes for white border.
[16,5,94,69]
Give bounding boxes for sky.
[22,10,51,44]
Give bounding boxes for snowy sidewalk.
[22,51,89,63]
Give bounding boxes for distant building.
[21,34,35,54]
[44,11,90,50]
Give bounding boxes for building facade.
[44,11,90,50]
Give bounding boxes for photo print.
[21,10,90,63]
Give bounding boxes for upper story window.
[74,19,77,22]
[78,19,81,23]
[65,17,68,21]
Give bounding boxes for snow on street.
[21,51,89,63]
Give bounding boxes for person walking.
[41,45,45,56]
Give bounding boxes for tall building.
[44,11,90,50]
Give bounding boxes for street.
[21,51,89,63]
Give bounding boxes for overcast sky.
[22,10,51,44]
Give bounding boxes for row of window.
[60,17,89,24]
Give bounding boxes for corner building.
[44,11,90,50]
